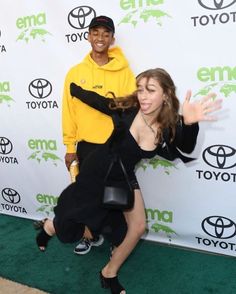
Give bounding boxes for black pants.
[77,141,101,169]
[75,141,129,245]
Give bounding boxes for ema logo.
[194,66,236,99]
[191,0,236,26]
[27,139,62,166]
[0,82,14,107]
[36,193,58,217]
[137,155,176,175]
[196,144,236,182]
[16,12,52,43]
[196,215,236,252]
[26,78,58,110]
[65,6,96,43]
[145,208,177,242]
[119,0,171,27]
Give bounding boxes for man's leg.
[73,141,104,255]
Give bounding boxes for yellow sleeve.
[121,67,136,96]
[62,71,77,153]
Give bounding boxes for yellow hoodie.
[62,46,136,153]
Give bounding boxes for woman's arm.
[161,91,222,160]
[174,117,199,154]
[70,83,114,115]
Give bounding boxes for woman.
[36,68,222,294]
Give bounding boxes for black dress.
[53,84,199,246]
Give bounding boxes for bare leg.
[44,219,56,236]
[102,189,146,293]
[37,219,55,251]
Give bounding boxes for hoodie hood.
[83,46,130,72]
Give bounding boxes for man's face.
[88,26,114,54]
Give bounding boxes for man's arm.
[121,67,136,96]
[62,74,78,169]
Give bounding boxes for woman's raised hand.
[182,90,222,125]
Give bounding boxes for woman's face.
[137,77,165,115]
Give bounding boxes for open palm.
[182,90,222,125]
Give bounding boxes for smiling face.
[88,26,114,54]
[137,77,165,116]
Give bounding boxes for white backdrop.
[0,0,235,257]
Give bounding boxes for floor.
[0,278,48,294]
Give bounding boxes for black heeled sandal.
[99,271,125,294]
[35,219,52,252]
[33,218,47,230]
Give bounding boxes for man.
[62,15,136,255]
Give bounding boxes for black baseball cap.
[89,15,115,33]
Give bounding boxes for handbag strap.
[104,156,132,190]
[104,159,115,182]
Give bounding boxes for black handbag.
[103,156,134,210]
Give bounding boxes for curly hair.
[109,68,180,142]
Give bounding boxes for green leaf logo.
[0,94,14,107]
[137,156,176,174]
[119,1,171,27]
[151,222,177,236]
[194,82,236,98]
[36,204,54,216]
[28,151,62,166]
[16,13,52,44]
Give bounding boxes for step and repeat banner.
[0,1,235,257]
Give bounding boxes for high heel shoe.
[99,271,125,294]
[33,218,47,230]
[35,219,52,252]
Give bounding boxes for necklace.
[140,111,157,137]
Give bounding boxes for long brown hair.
[109,68,180,142]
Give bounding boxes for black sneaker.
[74,235,104,255]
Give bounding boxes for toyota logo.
[2,188,21,204]
[202,216,236,239]
[198,0,236,10]
[0,137,13,154]
[68,6,96,29]
[28,79,52,99]
[202,145,236,169]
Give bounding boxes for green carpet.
[0,214,236,294]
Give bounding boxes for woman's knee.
[129,219,146,237]
[125,189,146,237]
[137,220,146,236]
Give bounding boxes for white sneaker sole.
[91,235,104,247]
[73,235,104,255]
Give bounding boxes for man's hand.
[65,153,78,170]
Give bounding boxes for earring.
[164,97,171,108]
